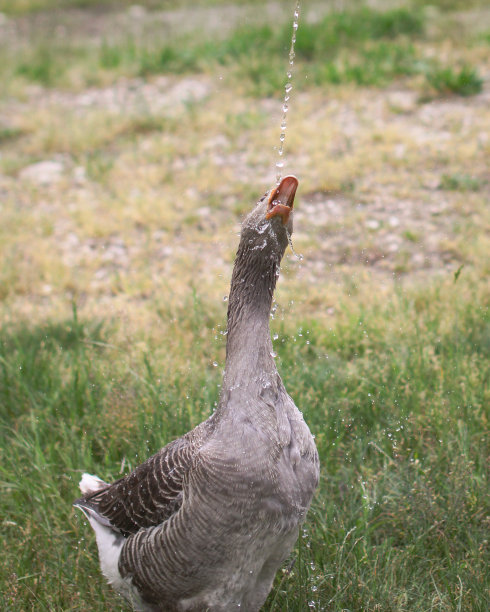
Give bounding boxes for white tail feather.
[87,516,125,589]
[85,517,148,610]
[79,473,107,495]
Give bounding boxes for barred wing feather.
[75,432,201,535]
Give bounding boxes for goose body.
[74,176,319,612]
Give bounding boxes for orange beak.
[266,175,298,224]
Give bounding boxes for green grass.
[3,0,487,17]
[0,0,257,15]
[0,125,26,144]
[0,278,488,611]
[306,41,425,88]
[426,65,483,97]
[1,5,485,98]
[440,173,482,191]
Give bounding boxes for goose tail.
[74,473,125,590]
[78,472,107,496]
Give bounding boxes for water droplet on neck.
[286,229,303,260]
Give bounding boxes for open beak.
[266,175,298,224]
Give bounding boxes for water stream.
[275,0,301,185]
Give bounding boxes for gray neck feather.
[220,223,287,405]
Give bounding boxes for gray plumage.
[74,176,319,612]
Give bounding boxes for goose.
[74,175,319,612]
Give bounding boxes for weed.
[309,42,421,87]
[138,45,201,76]
[293,7,424,61]
[0,125,26,144]
[411,0,486,9]
[440,173,482,191]
[15,44,60,86]
[84,150,114,182]
[425,65,483,97]
[99,38,137,70]
[403,229,420,242]
[234,56,285,98]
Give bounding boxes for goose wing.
[74,433,198,536]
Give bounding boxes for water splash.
[275,1,301,184]
[286,228,303,260]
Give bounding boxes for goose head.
[240,175,298,258]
